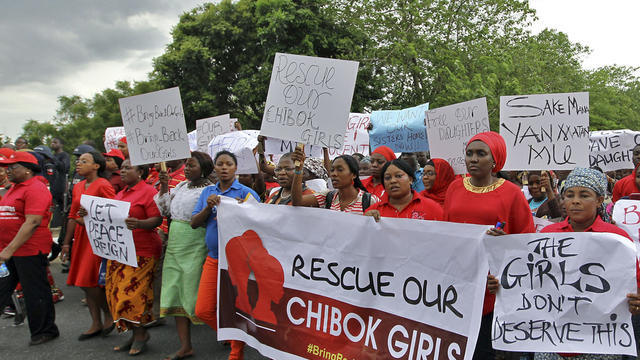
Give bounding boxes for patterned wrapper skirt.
[159,220,207,323]
[105,256,157,331]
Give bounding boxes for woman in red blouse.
[61,151,116,340]
[0,151,59,345]
[443,131,534,360]
[365,159,443,221]
[362,145,396,198]
[106,159,162,356]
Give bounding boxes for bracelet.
[294,169,302,175]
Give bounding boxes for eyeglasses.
[274,167,295,173]
[424,171,436,177]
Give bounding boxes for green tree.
[152,0,382,130]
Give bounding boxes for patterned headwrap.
[562,167,607,196]
[304,157,329,181]
[360,156,371,164]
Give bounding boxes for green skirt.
[159,220,208,323]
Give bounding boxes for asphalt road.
[0,259,269,360]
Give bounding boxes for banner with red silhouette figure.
[216,197,490,360]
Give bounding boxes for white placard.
[264,137,323,157]
[188,130,197,151]
[532,217,553,233]
[208,130,259,174]
[104,126,126,152]
[80,195,137,267]
[613,199,640,259]
[500,92,590,170]
[196,114,235,152]
[426,98,490,174]
[590,130,640,172]
[485,232,636,355]
[327,113,371,158]
[260,53,359,150]
[217,197,489,360]
[118,87,191,166]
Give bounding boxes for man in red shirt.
[0,152,59,345]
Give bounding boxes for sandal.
[113,337,134,352]
[128,334,150,356]
[164,351,194,360]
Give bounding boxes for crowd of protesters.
[1,130,640,360]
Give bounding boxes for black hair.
[333,155,367,192]
[214,150,237,166]
[380,159,416,188]
[86,151,108,178]
[279,152,294,161]
[19,162,41,174]
[191,151,214,178]
[52,137,64,145]
[425,159,435,167]
[133,163,150,180]
[110,156,124,169]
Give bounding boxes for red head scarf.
[466,131,506,173]
[421,158,455,205]
[119,136,127,144]
[371,146,397,162]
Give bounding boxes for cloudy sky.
[1,0,638,141]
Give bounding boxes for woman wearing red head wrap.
[117,137,129,160]
[361,146,396,198]
[443,131,533,360]
[420,158,455,206]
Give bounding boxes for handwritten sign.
[485,232,637,355]
[208,130,258,174]
[426,98,489,174]
[104,126,126,152]
[327,113,371,158]
[118,87,191,166]
[188,130,197,151]
[369,102,430,153]
[217,198,490,360]
[500,92,590,170]
[196,114,235,152]
[590,130,640,172]
[613,199,640,258]
[260,53,359,150]
[264,137,323,157]
[80,195,136,267]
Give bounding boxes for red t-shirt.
[367,190,444,220]
[444,177,535,315]
[115,181,162,258]
[108,170,125,194]
[542,217,639,358]
[361,176,386,199]
[0,177,52,256]
[612,172,640,203]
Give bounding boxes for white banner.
[327,113,371,158]
[264,137,323,157]
[80,195,137,267]
[426,98,490,174]
[260,53,359,150]
[613,199,640,259]
[485,232,636,355]
[118,87,191,166]
[590,130,640,172]
[104,126,126,152]
[196,114,235,152]
[500,92,590,170]
[369,102,430,153]
[208,130,258,174]
[216,198,489,360]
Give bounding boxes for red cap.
[0,148,14,160]
[103,148,125,160]
[119,136,127,144]
[0,151,39,165]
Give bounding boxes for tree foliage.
[19,0,640,148]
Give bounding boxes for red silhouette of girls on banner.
[225,230,285,325]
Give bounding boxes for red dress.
[444,177,534,315]
[66,178,115,287]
